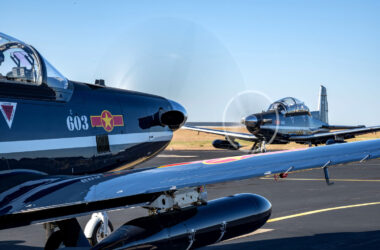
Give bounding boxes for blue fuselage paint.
[247,111,329,144]
[0,80,174,175]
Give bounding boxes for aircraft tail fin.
[318,85,328,124]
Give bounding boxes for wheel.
[44,230,63,250]
[88,220,114,246]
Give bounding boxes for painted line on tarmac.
[268,201,380,223]
[260,177,380,182]
[226,201,380,242]
[352,164,380,166]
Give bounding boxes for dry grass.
[167,127,380,151]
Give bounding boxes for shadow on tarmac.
[203,230,380,250]
[0,230,380,249]
[0,240,40,250]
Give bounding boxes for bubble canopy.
[0,32,68,90]
[267,97,309,112]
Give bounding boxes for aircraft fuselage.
[247,111,329,144]
[0,80,176,175]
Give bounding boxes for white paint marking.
[0,131,172,154]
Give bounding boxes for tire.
[44,230,63,250]
[88,220,114,246]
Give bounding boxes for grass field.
[167,127,380,151]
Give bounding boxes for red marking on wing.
[158,148,308,168]
[158,160,202,168]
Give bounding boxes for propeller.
[222,90,280,153]
[96,17,247,123]
[95,17,279,152]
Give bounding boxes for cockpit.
[0,33,71,101]
[267,97,310,115]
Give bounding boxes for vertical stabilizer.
[318,85,328,124]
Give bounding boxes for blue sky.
[2,0,379,125]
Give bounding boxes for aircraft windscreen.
[0,37,11,47]
[0,33,23,46]
[44,58,69,89]
[267,102,286,112]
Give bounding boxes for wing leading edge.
[182,125,257,141]
[1,139,380,229]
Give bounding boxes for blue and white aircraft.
[1,33,380,249]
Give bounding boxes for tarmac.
[1,150,380,249]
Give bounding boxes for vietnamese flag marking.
[90,110,124,132]
[101,110,114,132]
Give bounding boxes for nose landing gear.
[250,141,267,154]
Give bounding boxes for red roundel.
[90,110,124,132]
[101,110,114,132]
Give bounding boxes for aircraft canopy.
[0,32,68,91]
[268,97,309,113]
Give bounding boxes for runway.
[1,150,380,249]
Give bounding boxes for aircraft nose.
[160,100,188,130]
[241,115,258,127]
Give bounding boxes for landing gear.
[261,141,267,153]
[45,230,64,250]
[44,219,90,250]
[84,212,114,246]
[250,141,267,154]
[43,213,113,249]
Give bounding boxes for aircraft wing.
[182,125,258,141]
[1,139,380,229]
[290,126,380,141]
[321,125,365,130]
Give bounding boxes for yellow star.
[102,113,113,129]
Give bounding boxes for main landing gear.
[250,141,267,154]
[44,212,114,249]
[84,212,114,246]
[43,187,206,249]
[44,219,90,250]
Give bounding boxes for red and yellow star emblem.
[90,110,124,132]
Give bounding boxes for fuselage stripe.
[0,131,172,154]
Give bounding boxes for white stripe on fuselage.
[0,131,172,154]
